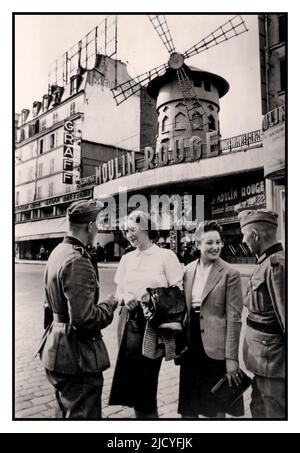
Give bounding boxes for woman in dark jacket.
[109,210,183,418]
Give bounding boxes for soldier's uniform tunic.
[243,243,285,418]
[36,233,115,419]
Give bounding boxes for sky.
[15,14,262,139]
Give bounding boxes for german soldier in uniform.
[238,208,285,418]
[36,199,118,419]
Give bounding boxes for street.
[15,263,251,419]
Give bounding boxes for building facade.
[259,13,286,246]
[15,54,156,259]
[91,62,265,263]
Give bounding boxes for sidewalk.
[15,258,118,270]
[15,259,255,276]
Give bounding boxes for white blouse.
[115,244,183,303]
[191,260,213,309]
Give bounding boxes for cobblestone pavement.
[15,263,251,419]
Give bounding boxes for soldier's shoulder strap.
[270,253,285,267]
[73,245,90,259]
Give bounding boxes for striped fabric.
[142,322,177,361]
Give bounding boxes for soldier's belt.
[246,317,283,335]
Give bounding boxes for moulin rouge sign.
[77,131,219,188]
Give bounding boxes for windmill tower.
[111,15,248,150]
[146,65,229,148]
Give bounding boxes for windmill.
[111,15,248,134]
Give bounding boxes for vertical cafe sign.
[63,120,74,184]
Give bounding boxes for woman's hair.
[121,210,159,241]
[194,220,223,242]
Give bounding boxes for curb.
[15,260,118,269]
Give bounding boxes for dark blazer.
[36,237,115,375]
[183,258,243,361]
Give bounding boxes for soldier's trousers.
[46,369,103,419]
[250,375,286,419]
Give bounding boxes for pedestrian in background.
[109,210,183,418]
[36,199,118,419]
[238,209,285,418]
[178,220,244,418]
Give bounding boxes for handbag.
[123,306,145,358]
[210,369,252,410]
[145,286,187,331]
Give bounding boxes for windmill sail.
[148,15,176,54]
[111,62,168,105]
[183,15,248,59]
[112,14,248,112]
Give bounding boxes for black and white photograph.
[12,9,287,427]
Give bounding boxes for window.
[37,186,42,200]
[70,102,76,116]
[39,139,44,154]
[204,80,211,92]
[34,120,40,134]
[27,189,32,202]
[28,167,33,181]
[42,95,50,112]
[278,15,286,43]
[50,133,55,149]
[28,124,35,138]
[20,128,25,141]
[48,182,54,197]
[38,162,43,178]
[162,116,169,133]
[208,114,216,131]
[191,112,203,129]
[15,191,19,205]
[53,112,58,124]
[175,102,185,109]
[49,158,54,174]
[280,59,286,92]
[17,170,21,184]
[175,112,186,130]
[41,119,46,131]
[70,76,77,96]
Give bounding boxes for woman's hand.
[140,292,153,320]
[125,299,139,311]
[226,359,243,387]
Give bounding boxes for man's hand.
[106,294,118,310]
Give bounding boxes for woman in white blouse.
[178,220,244,418]
[109,210,183,418]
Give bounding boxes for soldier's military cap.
[238,208,278,228]
[67,199,104,224]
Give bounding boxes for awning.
[15,217,68,241]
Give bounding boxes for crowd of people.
[36,199,285,420]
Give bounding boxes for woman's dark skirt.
[178,309,244,418]
[109,306,162,413]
